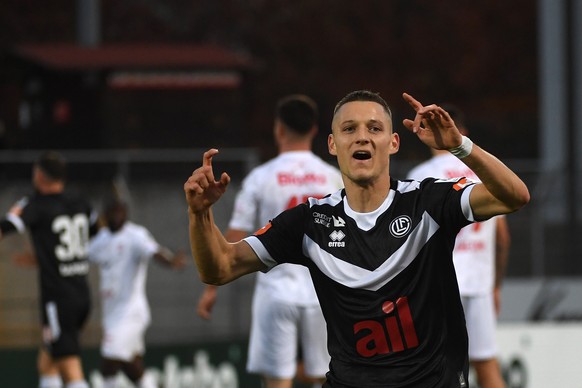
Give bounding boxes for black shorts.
[41,297,90,358]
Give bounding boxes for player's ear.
[389,132,400,155]
[328,133,337,156]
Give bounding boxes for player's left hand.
[171,250,188,270]
[402,93,463,150]
[11,251,37,267]
[197,286,217,320]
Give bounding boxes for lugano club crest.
[389,215,412,238]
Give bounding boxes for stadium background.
[0,1,581,387]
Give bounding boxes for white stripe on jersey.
[302,211,440,291]
[246,238,278,271]
[308,189,343,207]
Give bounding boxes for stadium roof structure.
[11,43,254,89]
[13,43,252,70]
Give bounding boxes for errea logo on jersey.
[389,216,411,238]
[329,230,345,247]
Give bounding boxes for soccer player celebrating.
[184,90,529,387]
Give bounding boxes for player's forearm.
[461,144,530,212]
[188,208,235,285]
[494,244,509,287]
[494,260,507,288]
[494,218,511,287]
[153,247,182,268]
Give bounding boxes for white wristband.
[448,136,473,159]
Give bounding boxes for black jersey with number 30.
[2,192,97,305]
[245,177,476,388]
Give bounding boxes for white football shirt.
[88,221,159,329]
[407,153,498,295]
[231,150,343,305]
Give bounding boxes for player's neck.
[278,141,311,153]
[343,177,391,213]
[38,182,64,194]
[275,123,315,154]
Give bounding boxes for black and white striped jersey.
[245,177,477,387]
[0,192,98,305]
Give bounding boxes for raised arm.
[196,228,249,320]
[402,93,530,220]
[184,149,265,285]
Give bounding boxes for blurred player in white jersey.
[88,198,186,388]
[196,94,342,388]
[407,104,510,388]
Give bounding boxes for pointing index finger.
[402,93,425,132]
[402,92,422,111]
[203,148,219,167]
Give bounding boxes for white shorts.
[101,320,148,362]
[246,297,330,379]
[461,293,498,360]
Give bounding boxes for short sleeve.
[420,177,477,232]
[0,196,33,235]
[243,203,309,270]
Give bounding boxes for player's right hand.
[197,285,217,320]
[184,149,231,214]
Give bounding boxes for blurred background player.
[0,151,97,388]
[406,103,510,388]
[88,197,187,388]
[196,94,343,388]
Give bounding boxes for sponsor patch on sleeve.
[435,177,477,191]
[254,222,272,236]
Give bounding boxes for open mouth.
[353,151,371,160]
